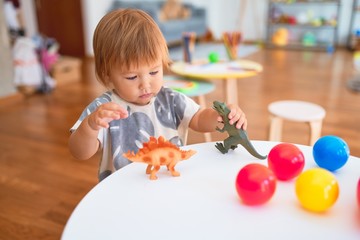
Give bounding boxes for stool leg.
[269,115,283,142]
[196,95,212,142]
[309,120,323,146]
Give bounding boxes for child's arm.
[189,104,247,132]
[69,102,128,160]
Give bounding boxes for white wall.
[18,0,359,56]
[81,0,354,57]
[81,0,113,56]
[20,0,37,37]
[81,0,267,56]
[0,0,16,98]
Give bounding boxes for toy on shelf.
[123,136,196,180]
[212,101,267,159]
[302,32,316,47]
[272,28,288,46]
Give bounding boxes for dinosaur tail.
[240,131,267,160]
[181,150,197,160]
[241,140,267,160]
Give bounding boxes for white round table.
[170,59,262,104]
[62,141,360,240]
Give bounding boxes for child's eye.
[126,76,137,80]
[150,71,158,75]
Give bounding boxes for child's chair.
[268,100,326,146]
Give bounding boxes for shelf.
[266,0,340,51]
[348,0,360,50]
[266,42,334,51]
[268,23,337,29]
[270,0,339,4]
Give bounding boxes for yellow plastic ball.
[295,168,339,212]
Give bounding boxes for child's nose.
[139,77,151,90]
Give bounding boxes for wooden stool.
[164,75,215,142]
[268,100,326,146]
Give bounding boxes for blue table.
[164,75,215,142]
[163,75,215,97]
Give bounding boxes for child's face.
[108,59,164,106]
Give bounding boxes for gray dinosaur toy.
[213,101,267,160]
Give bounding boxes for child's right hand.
[87,102,128,130]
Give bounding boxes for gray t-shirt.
[71,87,200,181]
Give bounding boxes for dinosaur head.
[212,101,230,117]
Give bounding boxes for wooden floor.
[0,47,359,239]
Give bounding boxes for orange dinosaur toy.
[123,136,196,180]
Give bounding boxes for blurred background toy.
[302,32,316,47]
[296,12,309,25]
[13,37,42,95]
[346,51,360,92]
[272,28,289,46]
[13,35,59,95]
[208,51,220,63]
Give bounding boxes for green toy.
[212,101,267,160]
[208,51,220,63]
[302,32,316,47]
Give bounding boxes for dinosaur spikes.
[123,150,137,160]
[158,136,166,143]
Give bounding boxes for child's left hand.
[217,104,247,130]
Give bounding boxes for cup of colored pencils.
[222,31,242,60]
[182,32,196,63]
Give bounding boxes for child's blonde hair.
[93,9,171,86]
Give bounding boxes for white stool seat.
[268,100,326,122]
[268,100,326,145]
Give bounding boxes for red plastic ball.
[235,163,277,205]
[268,143,305,181]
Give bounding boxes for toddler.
[69,9,247,181]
